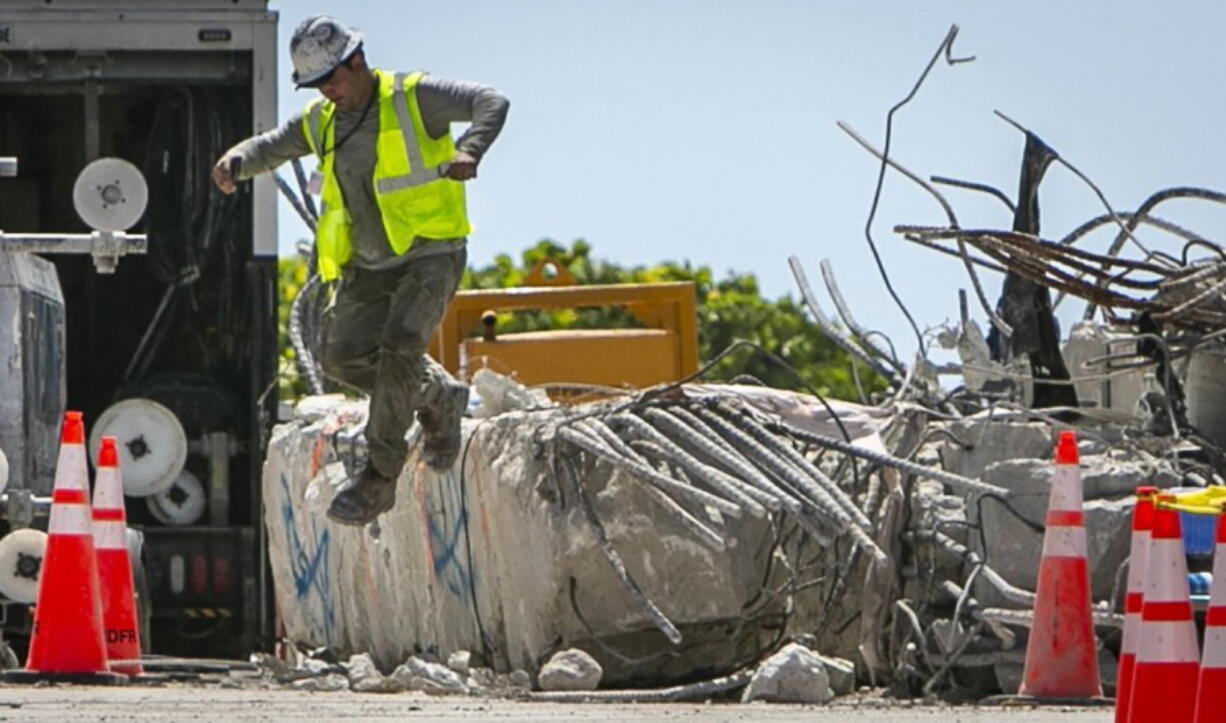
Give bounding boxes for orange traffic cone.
[1194,509,1226,723]
[5,412,124,684]
[1129,493,1198,723]
[1115,487,1157,723]
[92,437,143,676]
[1018,430,1102,698]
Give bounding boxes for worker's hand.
[445,151,478,181]
[211,153,241,195]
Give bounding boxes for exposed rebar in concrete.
[576,419,730,551]
[820,258,906,375]
[654,406,801,514]
[761,415,1009,498]
[789,256,900,384]
[557,425,744,519]
[689,406,848,537]
[911,529,1037,607]
[715,401,874,533]
[611,413,769,518]
[700,404,887,565]
[563,455,683,645]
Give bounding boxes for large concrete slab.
[262,387,887,685]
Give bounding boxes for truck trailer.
[0,0,279,659]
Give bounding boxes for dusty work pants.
[320,246,467,478]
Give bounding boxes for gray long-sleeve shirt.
[229,71,509,269]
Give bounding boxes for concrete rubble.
[742,643,834,704]
[262,341,1215,704]
[391,656,469,694]
[818,653,856,697]
[537,648,603,692]
[265,35,1226,704]
[446,650,472,677]
[291,673,348,692]
[347,653,404,694]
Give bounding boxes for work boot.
[326,464,397,526]
[418,381,469,472]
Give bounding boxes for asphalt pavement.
[0,686,1116,722]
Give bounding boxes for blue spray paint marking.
[280,472,336,643]
[425,468,475,603]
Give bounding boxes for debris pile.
[265,22,1226,706]
[264,377,905,692]
[784,22,1226,702]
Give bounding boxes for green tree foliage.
[278,239,884,401]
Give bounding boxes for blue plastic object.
[1189,571,1214,596]
[1181,511,1217,557]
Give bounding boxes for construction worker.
[211,16,509,525]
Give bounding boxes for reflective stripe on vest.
[375,72,444,192]
[301,69,469,281]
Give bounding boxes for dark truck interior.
[0,51,276,658]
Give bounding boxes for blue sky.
[267,1,1226,360]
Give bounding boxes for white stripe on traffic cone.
[1115,486,1157,723]
[1129,494,1199,723]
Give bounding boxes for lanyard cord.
[318,82,378,157]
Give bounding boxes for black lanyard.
[319,84,377,157]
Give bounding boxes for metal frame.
[431,282,701,385]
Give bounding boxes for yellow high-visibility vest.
[302,69,470,281]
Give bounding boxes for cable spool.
[147,469,206,526]
[90,398,187,497]
[0,529,48,603]
[72,157,148,232]
[0,447,8,493]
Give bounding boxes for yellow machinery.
[428,261,699,389]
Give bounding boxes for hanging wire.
[849,24,975,358]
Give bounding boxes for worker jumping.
[212,16,509,525]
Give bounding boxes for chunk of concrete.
[249,652,291,679]
[937,421,1054,479]
[1081,457,1179,499]
[508,669,533,690]
[447,650,472,677]
[264,388,885,688]
[391,656,467,694]
[962,443,1179,504]
[346,653,405,694]
[302,657,335,674]
[741,643,834,704]
[817,654,855,697]
[467,666,496,692]
[292,673,348,691]
[973,459,1136,607]
[538,648,603,692]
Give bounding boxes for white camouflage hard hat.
[289,15,364,88]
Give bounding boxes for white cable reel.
[72,157,148,232]
[0,529,48,603]
[0,447,8,493]
[89,398,187,497]
[147,468,206,526]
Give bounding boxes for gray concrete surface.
[0,686,1113,721]
[264,388,891,684]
